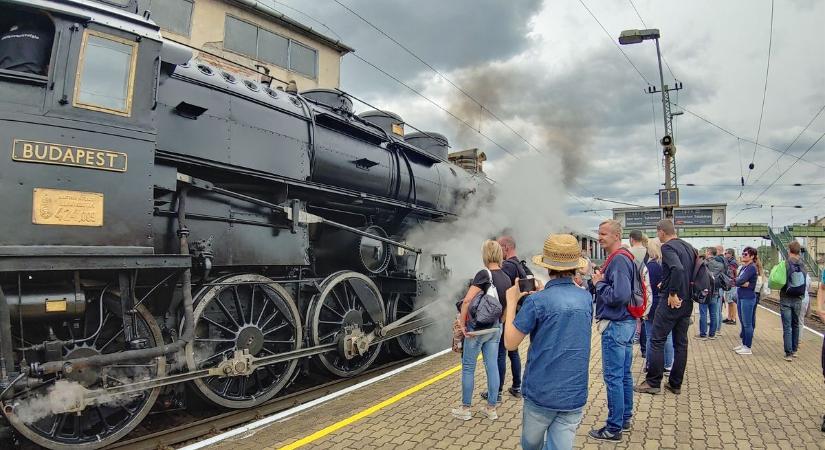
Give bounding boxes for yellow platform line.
[278,362,463,449]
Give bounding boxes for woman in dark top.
[453,240,508,422]
[734,247,760,355]
[644,239,673,372]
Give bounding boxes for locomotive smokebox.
[314,225,392,275]
[405,131,449,161]
[359,110,405,139]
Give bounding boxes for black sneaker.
[588,427,622,441]
[821,414,825,432]
[508,387,522,398]
[479,391,503,404]
[622,420,632,432]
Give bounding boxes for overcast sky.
[267,0,824,242]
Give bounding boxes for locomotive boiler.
[0,0,487,448]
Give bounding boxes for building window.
[289,40,316,78]
[223,15,317,79]
[73,30,138,117]
[150,0,193,37]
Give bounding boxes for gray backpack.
[469,269,503,329]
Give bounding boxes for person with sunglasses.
[733,247,761,355]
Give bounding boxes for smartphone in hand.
[518,276,536,293]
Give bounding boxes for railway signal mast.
[619,29,683,219]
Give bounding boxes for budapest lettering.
[11,139,127,172]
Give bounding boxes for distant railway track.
[758,294,825,335]
[108,356,418,450]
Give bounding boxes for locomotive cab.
[0,0,165,249]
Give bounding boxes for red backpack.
[602,248,651,319]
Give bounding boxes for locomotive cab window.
[73,30,138,117]
[0,9,54,79]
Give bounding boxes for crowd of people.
[452,218,822,449]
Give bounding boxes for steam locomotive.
[0,0,487,448]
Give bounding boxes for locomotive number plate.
[12,139,127,172]
[32,188,103,227]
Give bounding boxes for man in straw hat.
[503,234,592,450]
[588,219,637,442]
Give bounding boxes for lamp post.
[619,29,683,219]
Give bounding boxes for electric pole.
[619,29,684,219]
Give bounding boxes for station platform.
[200,306,825,449]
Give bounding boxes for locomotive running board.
[175,172,422,254]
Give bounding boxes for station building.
[137,0,353,89]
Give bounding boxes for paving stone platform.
[207,306,825,450]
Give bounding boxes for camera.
[518,276,536,293]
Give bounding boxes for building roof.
[230,0,354,54]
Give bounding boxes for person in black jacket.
[635,219,695,395]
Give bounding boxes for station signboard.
[613,207,662,229]
[673,205,726,227]
[613,204,726,229]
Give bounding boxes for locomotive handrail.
[175,173,422,254]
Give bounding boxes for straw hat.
[532,234,588,271]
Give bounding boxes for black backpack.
[689,251,715,304]
[502,258,533,283]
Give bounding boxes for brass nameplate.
[45,298,68,312]
[32,188,104,227]
[12,139,127,172]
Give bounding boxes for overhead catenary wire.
[671,102,825,170]
[746,0,776,185]
[729,130,825,221]
[627,0,677,81]
[350,53,518,159]
[331,0,544,157]
[746,103,825,187]
[578,0,653,86]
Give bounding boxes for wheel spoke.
[99,328,124,352]
[319,330,337,342]
[256,293,268,325]
[321,302,344,318]
[330,290,347,314]
[231,286,246,326]
[258,308,279,330]
[248,284,257,324]
[196,338,236,343]
[199,351,226,367]
[262,322,288,335]
[214,298,241,330]
[202,316,237,336]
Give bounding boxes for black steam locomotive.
[0,1,486,448]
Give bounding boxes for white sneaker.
[451,406,471,421]
[484,407,498,420]
[735,347,752,355]
[733,345,744,352]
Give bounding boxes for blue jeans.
[461,328,501,406]
[644,319,673,369]
[780,298,802,355]
[699,297,720,337]
[738,297,756,348]
[497,337,522,392]
[601,320,635,433]
[715,293,724,333]
[521,399,583,450]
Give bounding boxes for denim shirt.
[513,278,593,410]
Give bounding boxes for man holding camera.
[504,234,592,450]
[589,219,636,441]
